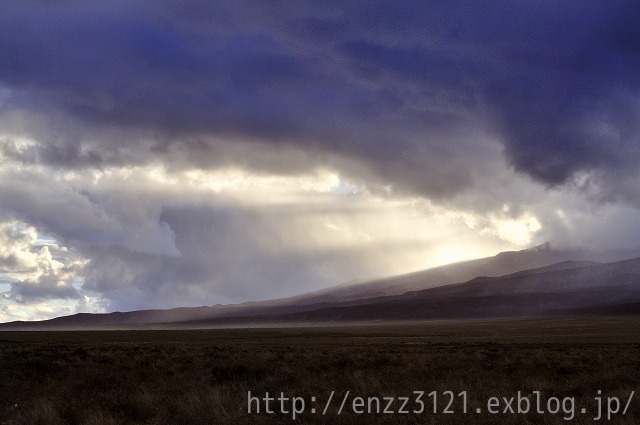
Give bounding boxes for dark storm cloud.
[2,1,638,199]
[478,3,640,185]
[0,1,321,140]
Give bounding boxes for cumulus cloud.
[0,220,100,322]
[8,245,81,302]
[0,221,40,278]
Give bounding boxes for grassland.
[1,317,639,424]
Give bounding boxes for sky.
[1,1,639,322]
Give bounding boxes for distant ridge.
[277,242,591,304]
[1,247,639,329]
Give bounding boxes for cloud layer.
[0,1,639,320]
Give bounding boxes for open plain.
[1,317,639,424]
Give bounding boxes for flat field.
[1,317,639,424]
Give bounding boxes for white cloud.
[479,213,542,246]
[0,219,106,322]
[0,221,40,280]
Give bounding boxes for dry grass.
[1,318,639,424]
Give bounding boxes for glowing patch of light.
[431,245,486,267]
[331,179,358,195]
[493,214,542,246]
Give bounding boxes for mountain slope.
[257,243,594,305]
[179,256,640,324]
[1,244,580,328]
[2,255,638,329]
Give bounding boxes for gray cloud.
[0,1,637,203]
[0,165,180,256]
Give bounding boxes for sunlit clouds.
[0,140,637,321]
[0,151,548,320]
[0,220,101,322]
[1,133,638,321]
